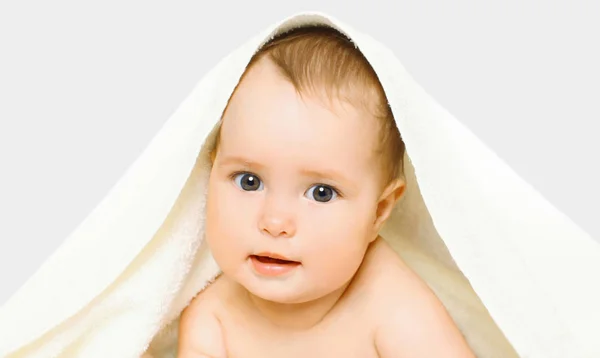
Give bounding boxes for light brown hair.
[212,25,405,186]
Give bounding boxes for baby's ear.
[372,178,406,234]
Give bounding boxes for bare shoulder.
[178,276,227,358]
[361,238,475,358]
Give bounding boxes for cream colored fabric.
[1,12,599,358]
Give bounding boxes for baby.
[177,26,475,358]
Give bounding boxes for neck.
[237,280,353,331]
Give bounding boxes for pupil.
[313,186,332,202]
[242,174,259,191]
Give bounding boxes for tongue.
[255,256,297,264]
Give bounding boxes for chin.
[249,285,314,304]
[239,272,317,304]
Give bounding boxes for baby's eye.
[305,184,338,203]
[233,172,264,191]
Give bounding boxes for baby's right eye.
[233,172,264,191]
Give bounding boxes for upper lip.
[253,252,300,262]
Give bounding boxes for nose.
[258,193,296,238]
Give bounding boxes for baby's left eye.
[305,185,338,203]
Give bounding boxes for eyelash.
[228,171,343,198]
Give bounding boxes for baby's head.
[205,26,406,304]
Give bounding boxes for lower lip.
[250,256,301,277]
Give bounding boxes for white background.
[1,1,598,305]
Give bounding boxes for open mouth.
[251,255,300,265]
[249,254,301,277]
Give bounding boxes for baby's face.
[205,58,385,304]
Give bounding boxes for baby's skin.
[176,57,475,358]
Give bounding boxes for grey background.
[0,1,598,306]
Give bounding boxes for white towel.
[1,11,599,358]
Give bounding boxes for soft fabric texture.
[1,12,599,358]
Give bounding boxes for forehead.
[218,59,381,176]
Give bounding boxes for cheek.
[300,199,376,284]
[302,196,375,246]
[205,178,253,268]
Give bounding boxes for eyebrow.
[218,155,353,187]
[218,156,265,169]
